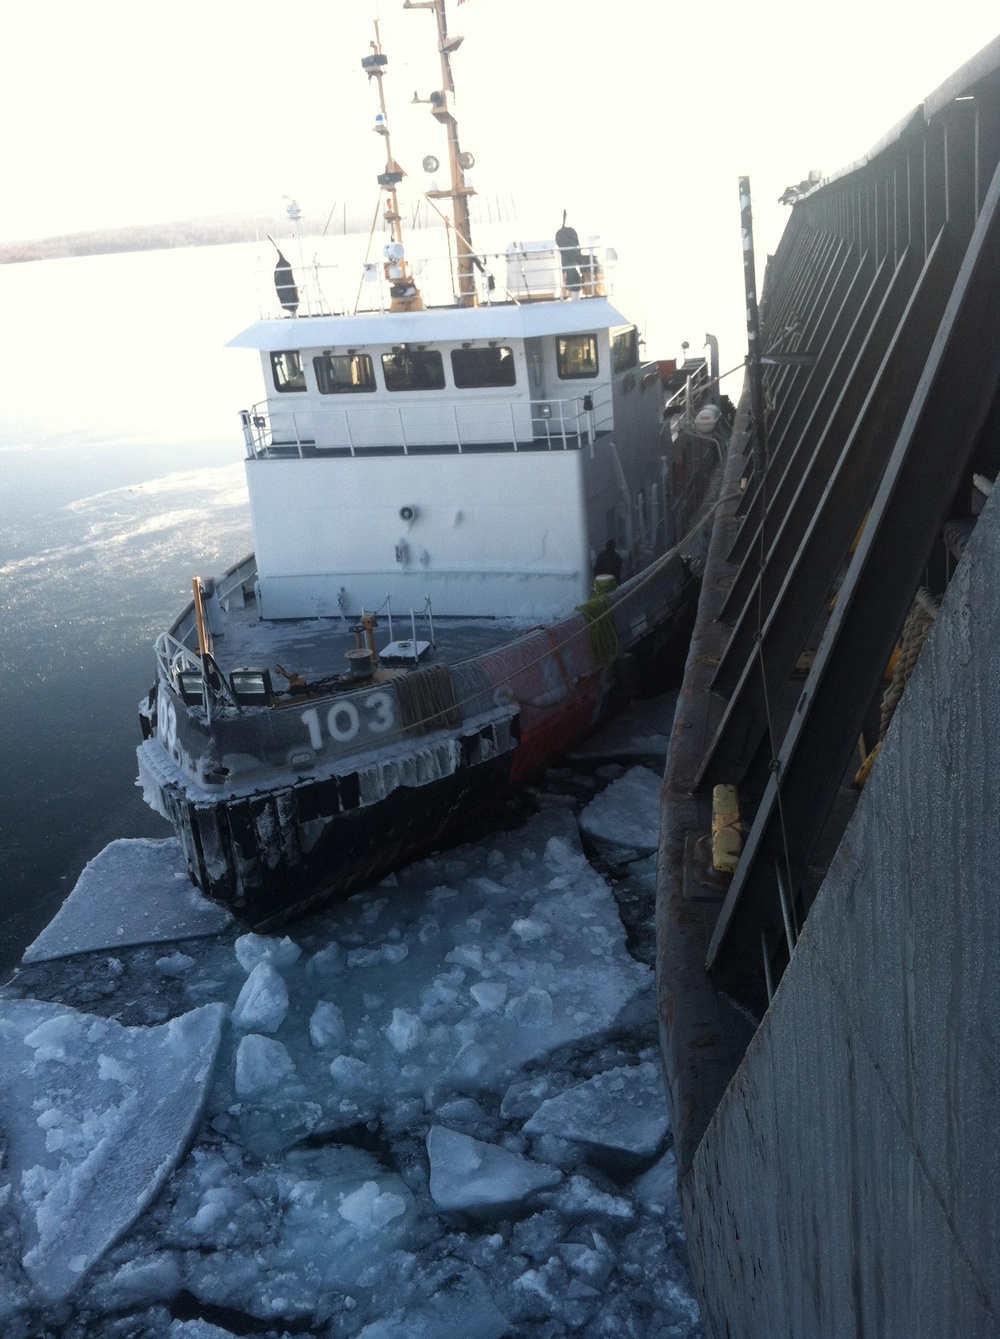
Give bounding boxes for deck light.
[176,669,205,707]
[230,668,274,707]
[422,155,440,173]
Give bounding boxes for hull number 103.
[300,692,396,749]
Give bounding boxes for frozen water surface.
[578,765,664,855]
[21,839,232,965]
[2,804,700,1337]
[0,1000,224,1305]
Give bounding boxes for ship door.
[525,337,548,440]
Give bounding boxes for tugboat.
[136,0,724,928]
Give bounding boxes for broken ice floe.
[427,1125,562,1212]
[0,999,224,1303]
[578,764,664,855]
[1,808,697,1336]
[523,1060,670,1158]
[21,838,231,965]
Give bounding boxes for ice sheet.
[523,1061,670,1157]
[0,999,225,1302]
[427,1125,562,1211]
[21,839,231,964]
[578,764,664,854]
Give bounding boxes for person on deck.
[594,540,623,584]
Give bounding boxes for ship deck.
[212,600,537,691]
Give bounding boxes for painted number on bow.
[300,692,395,749]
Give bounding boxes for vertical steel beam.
[740,178,768,479]
[700,222,967,781]
[706,152,1000,1002]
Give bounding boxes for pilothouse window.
[381,347,446,392]
[556,334,599,379]
[270,350,306,393]
[313,352,376,394]
[612,327,639,373]
[450,346,517,388]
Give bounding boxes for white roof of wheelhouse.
[227,297,630,352]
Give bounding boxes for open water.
[0,244,266,970]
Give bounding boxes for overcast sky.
[6,1,997,357]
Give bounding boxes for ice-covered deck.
[157,555,538,695]
[208,599,536,690]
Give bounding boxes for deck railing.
[257,244,615,319]
[240,387,614,458]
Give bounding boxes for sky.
[5,0,998,358]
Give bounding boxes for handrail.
[242,386,613,457]
[254,244,616,320]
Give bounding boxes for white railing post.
[345,408,356,457]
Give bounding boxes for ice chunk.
[305,942,344,976]
[551,1174,635,1221]
[523,1062,669,1157]
[21,838,231,964]
[169,1322,241,1339]
[632,1148,680,1214]
[578,765,663,854]
[234,1034,295,1097]
[445,944,484,971]
[330,1055,374,1086]
[309,1001,347,1049]
[385,1009,426,1054]
[511,917,549,942]
[156,951,195,976]
[470,981,507,1012]
[356,1264,509,1339]
[88,1252,182,1311]
[426,1125,561,1212]
[338,1180,407,1233]
[231,962,289,1034]
[543,834,583,868]
[558,1236,615,1286]
[234,932,301,973]
[0,999,224,1303]
[504,987,553,1028]
[348,943,409,968]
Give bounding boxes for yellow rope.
[574,594,619,665]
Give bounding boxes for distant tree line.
[1,194,522,265]
[0,209,375,264]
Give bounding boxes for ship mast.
[362,22,424,312]
[405,0,477,306]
